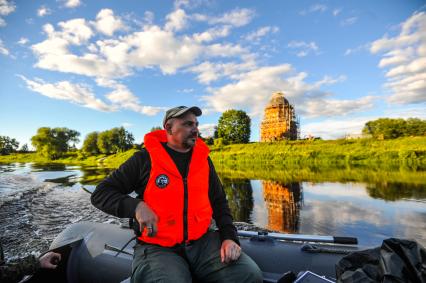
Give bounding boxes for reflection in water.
[222,179,253,223]
[262,181,302,233]
[366,182,426,201]
[79,166,112,185]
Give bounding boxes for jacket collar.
[144,130,210,177]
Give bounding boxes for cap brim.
[173,106,202,118]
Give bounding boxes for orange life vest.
[138,130,212,247]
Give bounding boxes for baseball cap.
[163,106,202,127]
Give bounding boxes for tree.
[31,127,80,159]
[362,118,426,139]
[150,126,162,132]
[0,135,19,155]
[217,110,251,144]
[115,127,134,152]
[82,132,100,155]
[97,127,134,154]
[20,143,29,153]
[97,130,113,154]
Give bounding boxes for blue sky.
[0,0,425,147]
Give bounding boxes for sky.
[0,0,425,148]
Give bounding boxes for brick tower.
[260,92,298,142]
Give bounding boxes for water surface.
[1,162,425,259]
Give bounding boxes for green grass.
[0,149,138,168]
[209,136,426,171]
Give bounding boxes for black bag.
[336,238,426,282]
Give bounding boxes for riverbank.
[0,149,138,168]
[209,136,426,170]
[1,137,425,171]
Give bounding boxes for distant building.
[260,92,299,142]
[345,133,372,139]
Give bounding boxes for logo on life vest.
[155,174,169,188]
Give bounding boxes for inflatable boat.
[32,221,362,282]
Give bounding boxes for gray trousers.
[131,231,263,283]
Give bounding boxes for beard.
[182,133,197,148]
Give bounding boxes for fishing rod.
[237,230,358,245]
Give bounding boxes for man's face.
[168,112,199,149]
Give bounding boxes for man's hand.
[220,239,241,264]
[39,252,61,269]
[135,201,158,237]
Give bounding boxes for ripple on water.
[0,178,122,260]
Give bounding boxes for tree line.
[1,115,424,158]
[362,118,426,139]
[0,126,135,159]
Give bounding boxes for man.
[0,247,61,283]
[91,106,262,283]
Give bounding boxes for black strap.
[114,236,137,257]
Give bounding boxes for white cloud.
[244,26,279,42]
[344,43,369,56]
[196,8,255,27]
[30,7,253,80]
[333,9,341,16]
[17,37,29,45]
[0,38,9,55]
[189,59,256,84]
[19,75,165,116]
[174,0,205,10]
[300,4,328,16]
[94,9,125,36]
[125,26,203,74]
[96,78,164,115]
[303,96,376,118]
[65,0,81,8]
[370,11,426,104]
[144,11,154,25]
[288,40,319,57]
[0,0,16,27]
[198,123,216,138]
[212,8,254,27]
[301,106,426,139]
[193,26,231,43]
[301,117,371,139]
[341,17,357,26]
[32,19,131,78]
[165,9,188,31]
[32,10,248,79]
[202,64,294,115]
[37,6,52,17]
[0,0,15,15]
[178,88,194,93]
[19,75,114,112]
[202,64,372,119]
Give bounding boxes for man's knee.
[221,253,263,283]
[235,253,263,282]
[131,245,191,283]
[132,262,191,283]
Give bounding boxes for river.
[1,162,425,261]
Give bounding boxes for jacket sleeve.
[91,151,150,218]
[0,255,40,283]
[208,158,240,245]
